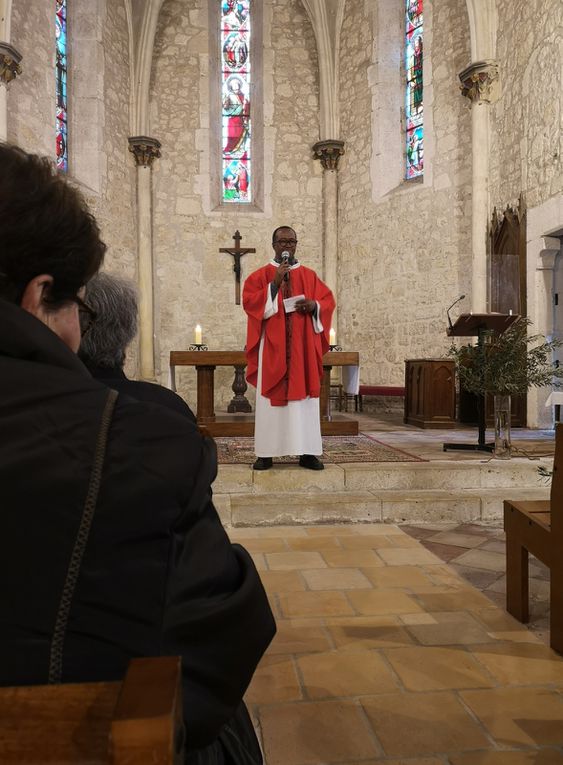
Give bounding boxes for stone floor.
[230,523,563,765]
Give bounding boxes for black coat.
[86,364,197,423]
[0,299,275,757]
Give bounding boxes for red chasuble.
[243,263,335,406]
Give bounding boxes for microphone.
[447,294,466,330]
[281,250,290,282]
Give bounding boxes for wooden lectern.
[444,313,519,453]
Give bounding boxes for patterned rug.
[215,434,423,464]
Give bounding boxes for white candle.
[329,327,336,345]
[509,309,513,316]
[195,324,202,345]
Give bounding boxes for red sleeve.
[242,266,271,388]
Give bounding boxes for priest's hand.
[273,261,291,287]
[295,298,316,315]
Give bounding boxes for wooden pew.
[504,422,563,653]
[0,656,185,764]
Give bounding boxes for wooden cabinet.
[404,359,456,428]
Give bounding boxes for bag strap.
[48,388,118,684]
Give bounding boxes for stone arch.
[0,0,13,40]
[465,0,496,61]
[300,0,345,140]
[129,0,166,135]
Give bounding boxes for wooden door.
[488,198,527,426]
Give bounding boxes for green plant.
[448,317,563,396]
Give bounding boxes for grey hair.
[79,272,138,369]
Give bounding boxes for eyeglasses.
[275,239,298,246]
[70,295,97,337]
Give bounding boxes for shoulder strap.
[48,388,118,684]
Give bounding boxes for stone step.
[214,486,550,527]
[214,459,553,494]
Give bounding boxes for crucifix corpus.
[220,230,255,305]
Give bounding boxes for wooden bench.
[504,422,563,653]
[356,385,406,412]
[0,656,184,764]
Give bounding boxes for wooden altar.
[169,350,360,437]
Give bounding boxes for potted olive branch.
[448,317,563,458]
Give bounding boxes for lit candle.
[329,327,336,346]
[509,309,513,316]
[195,324,202,345]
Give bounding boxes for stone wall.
[150,0,322,408]
[490,0,563,213]
[7,0,137,373]
[7,0,53,154]
[337,0,472,387]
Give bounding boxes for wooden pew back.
[0,656,184,764]
[550,422,563,536]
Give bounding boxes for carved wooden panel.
[404,359,456,428]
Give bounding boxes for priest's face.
[272,227,298,263]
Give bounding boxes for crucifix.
[220,230,255,305]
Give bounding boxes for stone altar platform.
[213,413,554,527]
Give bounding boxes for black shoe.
[299,454,324,470]
[253,457,273,470]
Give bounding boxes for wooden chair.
[504,422,563,653]
[0,656,185,764]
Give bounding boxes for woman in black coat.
[0,144,275,764]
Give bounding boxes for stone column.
[0,42,22,141]
[459,60,499,314]
[313,139,344,332]
[128,136,161,381]
[528,237,561,428]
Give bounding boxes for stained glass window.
[221,0,251,203]
[405,0,423,179]
[56,0,68,172]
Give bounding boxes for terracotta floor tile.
[348,589,423,615]
[251,552,267,571]
[388,535,425,548]
[266,551,327,570]
[321,549,384,568]
[344,759,443,765]
[327,615,415,650]
[259,700,380,764]
[266,618,332,655]
[453,548,507,572]
[259,569,306,593]
[278,590,354,618]
[399,613,438,625]
[228,526,308,538]
[287,536,342,551]
[479,539,507,554]
[361,691,490,756]
[450,750,563,765]
[460,686,563,746]
[450,564,503,590]
[362,565,434,589]
[377,548,442,566]
[415,588,496,612]
[468,642,563,685]
[404,610,495,645]
[383,645,495,691]
[236,537,289,553]
[245,655,302,704]
[301,567,372,591]
[419,541,472,562]
[338,534,397,549]
[427,531,486,548]
[297,650,398,698]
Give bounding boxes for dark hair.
[272,226,296,244]
[0,143,106,305]
[80,272,138,369]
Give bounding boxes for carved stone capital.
[537,236,561,271]
[459,60,499,104]
[128,136,162,167]
[0,42,22,85]
[312,139,345,171]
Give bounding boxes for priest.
[243,226,335,470]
